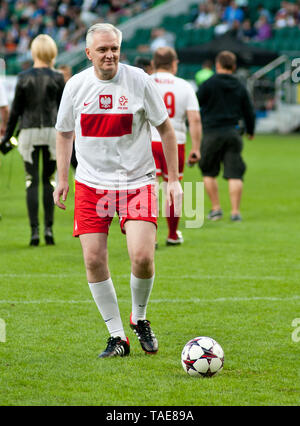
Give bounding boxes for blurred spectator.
[215,0,246,36]
[44,17,57,39]
[256,3,273,24]
[149,28,175,52]
[255,15,272,41]
[138,27,175,53]
[5,32,18,54]
[16,27,31,54]
[193,2,218,28]
[274,4,297,28]
[0,30,6,55]
[195,60,214,87]
[222,0,245,27]
[235,0,249,20]
[239,19,257,41]
[0,4,10,31]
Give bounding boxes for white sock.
[130,273,154,324]
[88,278,126,341]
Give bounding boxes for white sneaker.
[166,230,184,246]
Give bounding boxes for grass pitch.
[0,134,299,406]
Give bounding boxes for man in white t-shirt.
[54,23,183,359]
[151,47,202,245]
[0,79,9,138]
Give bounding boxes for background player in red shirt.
[151,47,202,246]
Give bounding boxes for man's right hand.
[167,180,183,218]
[187,150,201,165]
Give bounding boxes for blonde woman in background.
[0,34,65,246]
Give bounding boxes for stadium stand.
[1,0,300,133]
[0,0,167,74]
[2,0,300,76]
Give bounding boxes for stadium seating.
[1,0,167,75]
[3,0,300,81]
[117,0,300,81]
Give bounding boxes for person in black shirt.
[57,64,78,170]
[197,50,255,222]
[0,34,65,245]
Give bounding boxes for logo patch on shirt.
[118,96,128,110]
[99,95,113,109]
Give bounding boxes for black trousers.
[24,145,56,230]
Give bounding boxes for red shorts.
[152,142,185,181]
[73,181,157,236]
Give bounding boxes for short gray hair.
[86,23,122,48]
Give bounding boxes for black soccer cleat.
[30,227,39,246]
[45,227,55,245]
[130,314,158,354]
[98,336,130,359]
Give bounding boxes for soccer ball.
[181,336,224,377]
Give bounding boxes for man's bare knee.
[131,250,154,277]
[84,248,106,270]
[81,245,109,282]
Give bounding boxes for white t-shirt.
[0,80,8,107]
[150,72,199,144]
[56,63,168,190]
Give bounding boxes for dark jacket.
[2,67,65,143]
[197,73,255,135]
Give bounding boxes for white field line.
[0,296,299,305]
[0,273,297,282]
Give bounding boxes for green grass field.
[0,134,299,406]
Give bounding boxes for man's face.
[86,31,120,80]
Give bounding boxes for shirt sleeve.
[55,82,75,132]
[0,80,8,106]
[143,77,168,128]
[2,75,24,142]
[186,82,200,112]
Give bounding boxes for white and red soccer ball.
[181,336,224,377]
